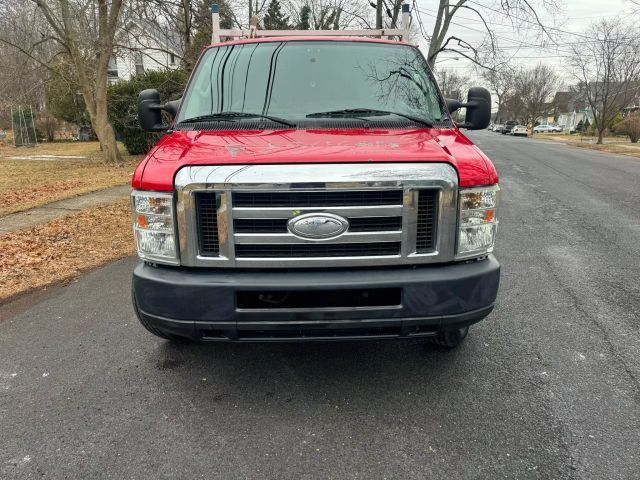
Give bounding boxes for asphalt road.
[1,132,639,479]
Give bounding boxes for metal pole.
[19,107,28,146]
[401,4,411,40]
[211,3,220,43]
[30,106,38,146]
[10,107,16,147]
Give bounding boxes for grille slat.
[235,242,401,258]
[233,190,403,207]
[416,190,438,253]
[195,193,220,257]
[234,216,402,233]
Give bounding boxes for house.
[553,91,594,132]
[108,16,183,84]
[553,82,640,132]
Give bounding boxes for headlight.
[132,191,179,265]
[456,185,499,259]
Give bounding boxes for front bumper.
[132,256,500,342]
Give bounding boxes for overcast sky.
[413,0,636,85]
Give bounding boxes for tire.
[429,327,469,348]
[132,286,192,342]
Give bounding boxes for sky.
[413,0,635,85]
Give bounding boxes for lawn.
[0,198,134,302]
[532,133,640,159]
[0,142,143,216]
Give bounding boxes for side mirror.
[445,87,492,130]
[137,90,182,132]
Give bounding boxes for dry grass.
[532,134,640,159]
[0,199,135,302]
[571,142,640,158]
[0,142,142,216]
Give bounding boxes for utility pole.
[376,0,382,29]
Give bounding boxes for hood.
[133,128,498,191]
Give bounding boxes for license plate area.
[236,288,401,311]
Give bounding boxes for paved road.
[1,132,639,479]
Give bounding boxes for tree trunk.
[597,129,604,144]
[79,80,123,165]
[94,116,122,164]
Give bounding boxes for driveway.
[1,131,639,479]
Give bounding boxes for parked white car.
[493,124,504,132]
[510,125,528,137]
[533,124,562,133]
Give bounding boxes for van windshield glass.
[176,41,444,126]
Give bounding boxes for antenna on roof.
[210,3,412,44]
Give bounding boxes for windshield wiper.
[178,112,295,127]
[306,108,433,127]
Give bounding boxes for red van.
[131,20,500,348]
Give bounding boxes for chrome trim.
[234,231,402,244]
[232,205,404,218]
[175,163,458,268]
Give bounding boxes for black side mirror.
[137,90,182,132]
[445,87,492,130]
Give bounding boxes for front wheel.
[429,327,469,348]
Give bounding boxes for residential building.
[108,16,183,84]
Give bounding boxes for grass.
[532,133,640,159]
[0,141,142,216]
[0,198,134,302]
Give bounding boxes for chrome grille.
[175,163,458,268]
[232,190,403,207]
[416,190,438,253]
[195,193,219,256]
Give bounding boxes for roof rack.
[211,3,412,44]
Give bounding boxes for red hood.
[133,128,498,191]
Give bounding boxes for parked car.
[533,124,562,133]
[510,125,528,137]
[501,121,517,134]
[131,21,500,347]
[493,124,504,132]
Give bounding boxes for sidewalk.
[0,185,131,233]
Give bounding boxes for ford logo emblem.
[288,213,349,240]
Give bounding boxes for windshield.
[176,41,445,126]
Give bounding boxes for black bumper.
[132,256,500,342]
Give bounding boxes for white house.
[108,17,183,84]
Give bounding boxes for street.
[1,132,639,479]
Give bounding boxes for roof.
[206,36,413,49]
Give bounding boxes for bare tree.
[480,65,514,123]
[570,18,640,144]
[615,113,640,143]
[0,0,125,163]
[286,0,373,30]
[425,0,559,68]
[435,68,469,101]
[513,64,558,125]
[0,1,57,112]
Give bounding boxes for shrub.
[615,113,640,143]
[108,70,188,155]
